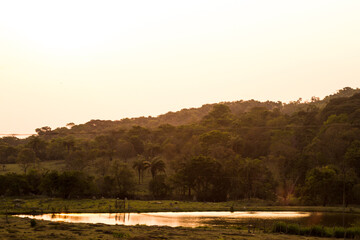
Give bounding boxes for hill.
[38,87,359,138]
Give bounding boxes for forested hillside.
[0,87,360,205]
[31,87,360,138]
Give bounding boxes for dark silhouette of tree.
[149,157,166,179]
[16,148,37,174]
[132,156,150,184]
[302,166,339,206]
[26,136,47,160]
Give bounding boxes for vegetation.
[272,221,360,238]
[1,197,360,215]
[0,87,360,206]
[0,216,339,240]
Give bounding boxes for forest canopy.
[1,87,360,205]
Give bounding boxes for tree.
[268,129,304,204]
[226,157,276,200]
[35,126,51,135]
[63,136,76,155]
[95,134,119,161]
[302,166,339,206]
[40,171,60,197]
[201,104,234,127]
[16,148,37,174]
[149,157,166,179]
[65,149,89,171]
[132,156,150,184]
[26,170,42,195]
[111,161,136,198]
[174,155,229,201]
[66,122,75,129]
[47,138,67,160]
[128,136,145,155]
[345,140,360,177]
[118,140,136,162]
[26,136,47,161]
[149,175,171,199]
[57,171,95,199]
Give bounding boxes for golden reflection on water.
[16,211,311,227]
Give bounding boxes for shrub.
[272,222,287,233]
[310,225,325,237]
[333,227,346,238]
[299,226,311,236]
[112,232,129,238]
[345,227,360,239]
[287,224,300,235]
[30,219,36,227]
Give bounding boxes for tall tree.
[132,156,150,184]
[17,148,37,174]
[149,157,166,179]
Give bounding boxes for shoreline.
[1,198,359,215]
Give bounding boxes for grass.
[0,197,358,239]
[272,221,360,238]
[1,197,360,215]
[0,215,337,240]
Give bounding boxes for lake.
[16,211,360,228]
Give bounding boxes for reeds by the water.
[272,221,360,238]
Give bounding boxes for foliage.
[174,155,230,201]
[111,161,137,198]
[16,148,37,174]
[1,87,360,203]
[149,175,171,199]
[302,166,339,206]
[272,222,360,238]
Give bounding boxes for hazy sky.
[1,0,359,134]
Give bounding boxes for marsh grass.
[1,197,359,215]
[272,222,360,238]
[286,224,300,235]
[0,216,338,240]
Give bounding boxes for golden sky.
[1,0,360,134]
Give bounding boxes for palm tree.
[132,156,150,184]
[149,157,166,179]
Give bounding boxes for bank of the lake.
[0,215,336,240]
[1,198,360,215]
[2,198,360,239]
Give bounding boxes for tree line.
[0,88,360,205]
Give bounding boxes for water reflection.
[16,211,311,228]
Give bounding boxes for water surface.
[17,211,360,228]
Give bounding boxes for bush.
[272,222,360,238]
[310,225,326,237]
[287,224,300,235]
[333,227,346,238]
[30,219,36,227]
[299,226,311,236]
[272,222,287,233]
[345,227,360,239]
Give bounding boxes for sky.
[0,0,360,135]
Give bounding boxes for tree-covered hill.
[1,86,360,205]
[35,87,360,138]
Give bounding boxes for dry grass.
[0,216,335,240]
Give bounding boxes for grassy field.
[1,197,359,215]
[0,215,336,240]
[1,198,359,239]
